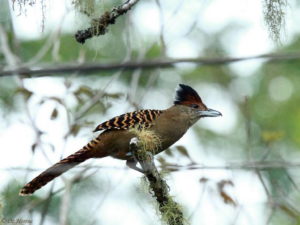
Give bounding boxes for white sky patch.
[167,38,200,58]
[201,104,236,134]
[228,27,273,76]
[288,5,300,37]
[133,2,161,36]
[166,38,200,70]
[0,122,35,170]
[24,77,66,97]
[162,0,203,40]
[0,121,36,186]
[9,0,76,40]
[168,169,268,225]
[195,83,237,134]
[98,196,158,225]
[200,0,263,33]
[46,0,77,33]
[200,0,275,77]
[158,70,182,89]
[9,0,46,40]
[229,77,255,102]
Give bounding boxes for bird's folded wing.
[93,109,164,132]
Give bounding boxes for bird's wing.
[93,109,164,132]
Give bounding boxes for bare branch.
[1,52,300,77]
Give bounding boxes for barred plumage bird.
[19,84,221,196]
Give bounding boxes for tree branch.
[1,52,300,77]
[161,161,300,171]
[129,137,185,225]
[75,0,140,44]
[4,161,300,172]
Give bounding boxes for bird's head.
[174,84,222,121]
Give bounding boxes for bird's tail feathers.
[19,143,97,196]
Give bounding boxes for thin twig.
[162,161,300,171]
[5,160,300,173]
[59,181,71,225]
[1,52,300,77]
[39,183,55,225]
[155,0,166,55]
[73,72,121,121]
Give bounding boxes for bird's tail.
[19,141,102,196]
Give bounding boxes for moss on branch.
[74,0,140,44]
[129,135,186,225]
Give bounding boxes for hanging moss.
[160,197,188,225]
[263,0,287,43]
[72,0,101,17]
[130,129,187,225]
[11,0,47,31]
[140,176,188,225]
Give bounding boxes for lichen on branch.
[74,0,140,44]
[129,127,162,155]
[129,135,186,225]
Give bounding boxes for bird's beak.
[198,108,222,117]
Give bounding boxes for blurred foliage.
[0,175,108,224]
[1,180,61,220]
[0,78,19,114]
[19,33,127,63]
[252,37,300,148]
[247,36,300,225]
[67,175,108,225]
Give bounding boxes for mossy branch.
[129,137,185,225]
[75,0,140,44]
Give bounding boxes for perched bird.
[19,84,221,196]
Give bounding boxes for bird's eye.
[190,104,199,109]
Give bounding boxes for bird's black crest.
[174,84,202,105]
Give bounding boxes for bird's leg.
[126,159,144,173]
[127,137,145,173]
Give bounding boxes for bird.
[19,84,222,196]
